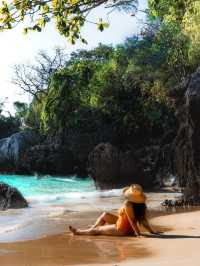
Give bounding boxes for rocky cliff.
[87,142,173,189]
[0,129,40,173]
[172,67,200,199]
[0,182,28,210]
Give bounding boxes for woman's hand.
[142,218,164,235]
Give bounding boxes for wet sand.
[0,191,180,243]
[0,209,200,266]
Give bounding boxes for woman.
[69,184,158,237]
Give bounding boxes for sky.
[0,0,147,114]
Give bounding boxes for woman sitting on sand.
[69,184,158,237]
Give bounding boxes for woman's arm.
[142,217,157,234]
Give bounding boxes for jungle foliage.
[9,0,200,147]
[21,34,176,147]
[0,0,138,43]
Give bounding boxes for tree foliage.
[14,101,29,120]
[0,99,21,138]
[0,0,138,43]
[149,0,200,71]
[21,35,175,147]
[8,0,200,144]
[13,0,200,144]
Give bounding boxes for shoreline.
[0,207,200,265]
[0,190,182,243]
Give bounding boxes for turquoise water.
[0,175,95,206]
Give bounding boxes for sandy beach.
[0,208,200,266]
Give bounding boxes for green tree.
[0,100,21,138]
[149,0,200,72]
[14,101,29,119]
[20,31,176,140]
[40,53,102,132]
[0,0,138,43]
[148,0,188,21]
[25,96,45,129]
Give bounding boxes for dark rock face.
[64,122,113,177]
[152,129,177,186]
[22,144,76,175]
[134,145,166,187]
[88,143,156,189]
[172,67,200,199]
[0,129,40,173]
[0,128,94,177]
[0,183,28,210]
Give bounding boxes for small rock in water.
[0,182,28,210]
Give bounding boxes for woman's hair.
[131,202,147,223]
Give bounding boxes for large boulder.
[88,143,155,189]
[65,120,113,176]
[0,183,28,210]
[0,129,40,173]
[22,144,76,175]
[172,67,200,199]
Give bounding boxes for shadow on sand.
[144,233,200,239]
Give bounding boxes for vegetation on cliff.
[0,100,20,139]
[10,0,200,143]
[21,38,175,146]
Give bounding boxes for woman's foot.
[69,225,78,235]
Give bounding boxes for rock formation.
[88,143,156,189]
[172,67,200,200]
[22,144,76,175]
[0,182,28,210]
[0,129,40,173]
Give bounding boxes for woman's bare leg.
[69,224,125,236]
[91,212,118,228]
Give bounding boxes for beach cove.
[1,0,200,265]
[0,175,199,266]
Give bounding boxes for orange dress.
[116,207,134,234]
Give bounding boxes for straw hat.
[122,184,146,203]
